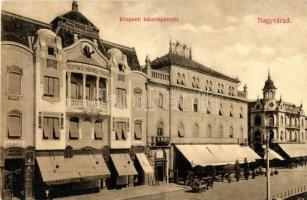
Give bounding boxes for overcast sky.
[2,0,307,110]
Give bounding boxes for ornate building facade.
[249,72,307,160]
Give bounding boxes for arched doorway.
[253,131,263,157]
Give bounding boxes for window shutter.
[8,115,21,137]
[122,122,127,140]
[47,118,53,138]
[9,73,21,95]
[48,78,53,96]
[43,117,49,139]
[115,122,121,140]
[94,121,103,139]
[53,118,60,139]
[69,120,79,139]
[54,78,59,98]
[178,124,185,137]
[134,122,142,139]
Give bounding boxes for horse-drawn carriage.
[189,165,215,192]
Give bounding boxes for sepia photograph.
[1,0,307,199]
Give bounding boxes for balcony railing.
[148,136,170,146]
[68,99,107,113]
[151,70,170,81]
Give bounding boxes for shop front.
[35,153,110,199]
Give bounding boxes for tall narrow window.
[181,74,186,85]
[115,121,127,140]
[207,124,212,138]
[229,126,234,138]
[219,124,224,138]
[240,107,244,118]
[116,88,127,107]
[43,117,60,139]
[268,115,274,126]
[193,99,198,112]
[134,88,142,108]
[193,123,199,137]
[178,122,185,137]
[219,103,223,116]
[157,121,163,136]
[69,117,79,139]
[44,76,59,98]
[207,101,211,114]
[8,72,22,95]
[134,120,142,140]
[7,110,22,138]
[230,105,233,117]
[158,93,163,108]
[255,115,262,126]
[94,119,103,140]
[177,73,181,84]
[99,80,106,102]
[178,96,183,111]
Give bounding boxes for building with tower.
[249,72,307,162]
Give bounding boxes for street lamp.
[262,127,271,200]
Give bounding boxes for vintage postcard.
[1,0,307,199]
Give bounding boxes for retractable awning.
[36,154,110,185]
[278,144,307,158]
[135,153,154,174]
[175,144,261,167]
[263,148,284,160]
[110,154,138,176]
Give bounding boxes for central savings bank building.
[1,2,157,199]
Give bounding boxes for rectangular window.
[116,88,127,107]
[69,120,79,139]
[8,115,22,138]
[43,117,60,139]
[115,121,127,140]
[44,76,59,98]
[94,120,103,139]
[8,72,21,95]
[71,82,77,99]
[134,121,142,140]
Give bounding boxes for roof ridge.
[101,39,135,52]
[2,10,51,28]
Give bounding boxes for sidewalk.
[56,183,186,200]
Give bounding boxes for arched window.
[177,73,181,84]
[192,77,196,87]
[219,124,223,138]
[69,117,79,139]
[229,126,234,138]
[281,116,284,125]
[196,78,200,88]
[280,131,284,141]
[193,123,199,137]
[193,99,198,112]
[157,121,164,136]
[178,96,184,111]
[7,110,22,138]
[181,74,186,85]
[230,105,233,117]
[207,124,212,138]
[254,131,262,143]
[240,107,243,118]
[134,120,142,140]
[269,130,274,141]
[268,115,274,126]
[8,66,22,95]
[158,93,163,108]
[219,103,223,116]
[178,122,185,137]
[255,115,262,126]
[207,101,211,114]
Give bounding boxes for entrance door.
[155,161,166,182]
[4,159,25,199]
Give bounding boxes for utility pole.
[266,128,270,200]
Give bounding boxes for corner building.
[1,2,153,199]
[249,72,307,163]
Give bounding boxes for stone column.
[96,76,100,100]
[83,74,87,106]
[67,72,71,106]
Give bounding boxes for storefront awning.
[175,144,261,167]
[36,154,110,185]
[263,148,284,160]
[110,154,138,176]
[278,144,307,158]
[135,153,154,174]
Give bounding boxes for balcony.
[150,70,170,84]
[148,136,170,147]
[67,99,108,114]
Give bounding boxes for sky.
[2,0,307,110]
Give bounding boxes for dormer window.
[118,64,124,72]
